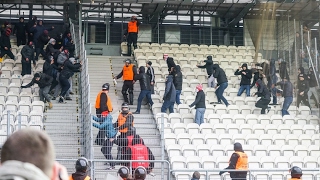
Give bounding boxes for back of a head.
[192,171,200,179]
[134,166,147,180]
[75,157,89,172]
[1,128,55,177]
[234,142,243,152]
[118,166,129,179]
[290,166,302,178]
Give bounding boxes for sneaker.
[269,103,279,105]
[69,92,74,95]
[58,96,64,103]
[267,106,271,113]
[133,111,140,114]
[52,97,56,100]
[106,166,115,170]
[65,97,72,100]
[210,102,222,105]
[48,102,53,109]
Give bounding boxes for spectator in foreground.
[274,77,293,116]
[69,157,91,180]
[13,17,27,46]
[0,128,69,180]
[197,56,215,88]
[161,75,176,113]
[191,171,200,180]
[173,65,183,105]
[21,41,35,76]
[189,84,206,125]
[212,64,229,106]
[289,166,303,179]
[254,79,271,114]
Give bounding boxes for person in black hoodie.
[21,41,35,76]
[189,84,206,125]
[234,63,252,97]
[43,56,60,91]
[13,17,27,46]
[133,66,154,114]
[307,67,319,107]
[35,30,50,61]
[0,28,15,60]
[21,73,53,109]
[254,79,271,114]
[278,58,289,81]
[250,65,262,89]
[146,61,155,94]
[274,78,294,116]
[268,59,279,105]
[69,157,91,180]
[197,56,215,88]
[173,65,183,104]
[212,64,229,106]
[165,54,176,75]
[161,75,176,113]
[297,73,311,109]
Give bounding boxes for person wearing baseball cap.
[189,84,206,125]
[297,73,311,109]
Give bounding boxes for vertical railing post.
[315,38,318,72]
[18,112,21,130]
[287,15,291,75]
[161,113,165,179]
[6,110,10,136]
[158,14,160,44]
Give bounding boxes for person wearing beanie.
[146,61,155,94]
[297,73,311,109]
[234,63,252,97]
[289,166,303,179]
[21,41,35,76]
[197,56,215,88]
[253,79,271,114]
[34,30,50,62]
[0,27,15,61]
[13,17,27,46]
[21,73,53,109]
[219,142,248,180]
[191,171,200,180]
[189,84,206,125]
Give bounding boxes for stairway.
[87,56,167,180]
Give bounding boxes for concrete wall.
[85,44,121,56]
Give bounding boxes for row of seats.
[0,100,45,114]
[0,92,41,102]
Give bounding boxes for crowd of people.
[0,16,80,109]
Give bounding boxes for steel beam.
[46,5,64,15]
[227,1,256,28]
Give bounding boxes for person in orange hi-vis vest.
[124,16,140,56]
[114,59,137,105]
[289,166,303,180]
[219,142,248,180]
[69,157,91,180]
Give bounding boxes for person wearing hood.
[63,32,75,57]
[189,84,206,125]
[35,30,50,61]
[173,65,183,104]
[30,20,54,47]
[297,67,306,78]
[43,55,60,91]
[13,17,27,46]
[54,33,63,49]
[21,41,35,76]
[161,75,176,113]
[191,171,200,180]
[146,61,155,94]
[0,128,69,180]
[297,73,311,109]
[307,67,319,108]
[46,38,63,60]
[267,59,279,105]
[253,79,271,114]
[219,142,248,180]
[21,73,53,109]
[133,66,154,114]
[234,63,252,97]
[197,56,215,88]
[278,58,289,81]
[69,157,91,180]
[0,28,15,61]
[164,54,176,75]
[212,64,229,106]
[274,77,294,116]
[250,64,262,89]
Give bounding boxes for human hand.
[4,47,8,50]
[242,71,246,75]
[151,82,154,85]
[109,138,114,142]
[26,58,29,61]
[300,92,304,96]
[271,84,275,88]
[52,26,54,29]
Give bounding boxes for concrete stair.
[88,56,168,180]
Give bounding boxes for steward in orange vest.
[219,143,248,180]
[114,59,137,105]
[289,166,303,179]
[95,83,113,116]
[69,157,91,180]
[124,16,140,56]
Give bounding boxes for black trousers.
[21,59,32,76]
[17,34,26,46]
[230,172,247,180]
[255,98,271,114]
[59,75,70,97]
[122,80,134,103]
[127,32,138,48]
[297,94,311,108]
[0,48,14,59]
[101,138,115,166]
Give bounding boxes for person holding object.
[124,16,140,56]
[114,59,137,105]
[219,142,248,180]
[69,157,91,180]
[21,73,53,109]
[189,84,206,125]
[253,79,271,114]
[274,77,294,116]
[234,63,252,97]
[196,56,215,88]
[21,41,35,76]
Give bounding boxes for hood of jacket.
[242,63,248,68]
[207,56,213,61]
[0,160,50,180]
[139,66,145,74]
[71,171,89,180]
[270,59,276,65]
[212,64,220,70]
[298,67,305,74]
[167,57,173,62]
[175,65,181,73]
[166,75,173,83]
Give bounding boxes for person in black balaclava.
[197,56,215,88]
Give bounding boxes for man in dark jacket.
[21,41,35,76]
[297,73,311,109]
[307,67,319,107]
[0,28,15,60]
[274,78,294,116]
[69,157,91,180]
[165,54,176,75]
[161,75,176,113]
[268,59,279,105]
[13,17,27,46]
[27,16,37,43]
[189,84,206,125]
[54,33,63,50]
[212,64,229,106]
[219,143,248,180]
[173,65,183,105]
[250,65,262,89]
[146,61,155,94]
[21,73,53,109]
[46,38,62,64]
[254,79,271,114]
[234,63,252,97]
[197,56,215,88]
[278,58,289,80]
[133,66,154,114]
[43,56,59,91]
[63,32,75,57]
[30,20,54,47]
[35,30,50,61]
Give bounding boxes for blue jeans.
[161,100,174,113]
[271,87,278,104]
[136,90,153,113]
[176,90,181,104]
[281,96,293,116]
[195,108,205,125]
[215,82,229,106]
[237,85,250,96]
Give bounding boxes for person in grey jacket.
[197,56,215,88]
[161,75,176,113]
[274,78,294,116]
[21,41,35,76]
[189,84,206,125]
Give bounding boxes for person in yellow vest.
[124,16,140,56]
[219,142,248,180]
[69,157,91,180]
[289,166,302,180]
[114,59,137,105]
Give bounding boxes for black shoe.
[210,102,222,105]
[58,96,64,103]
[269,103,278,105]
[69,92,74,95]
[133,111,140,114]
[65,97,72,100]
[267,106,271,113]
[52,97,56,100]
